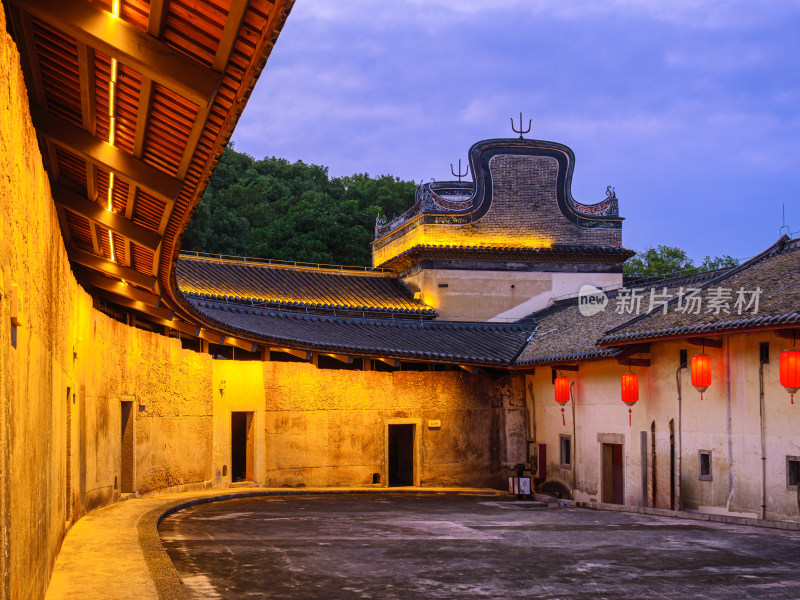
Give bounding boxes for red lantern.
[621,373,639,426]
[554,377,570,425]
[780,350,800,404]
[691,354,711,400]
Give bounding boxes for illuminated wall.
[211,361,526,489]
[0,16,213,596]
[527,333,800,521]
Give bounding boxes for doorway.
[602,443,624,504]
[388,424,415,487]
[231,412,254,482]
[120,400,134,493]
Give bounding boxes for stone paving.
[160,494,800,600]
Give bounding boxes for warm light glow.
[105,15,120,263]
[554,376,570,426]
[372,219,554,267]
[107,172,115,210]
[780,350,799,404]
[621,372,638,426]
[691,354,711,400]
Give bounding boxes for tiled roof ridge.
[182,292,436,316]
[598,235,798,344]
[178,253,397,277]
[194,300,533,331]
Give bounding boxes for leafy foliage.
[182,147,417,266]
[623,246,740,279]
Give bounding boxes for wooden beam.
[776,329,800,341]
[53,184,161,251]
[552,364,580,371]
[320,353,354,365]
[616,343,651,359]
[687,337,723,349]
[33,108,183,203]
[78,268,162,307]
[17,0,221,107]
[224,337,258,353]
[76,42,96,134]
[213,0,249,72]
[198,329,223,345]
[91,287,174,322]
[617,358,651,368]
[457,364,479,374]
[271,347,312,361]
[69,246,156,290]
[90,222,102,255]
[147,0,168,38]
[174,0,248,180]
[132,78,153,159]
[375,357,400,368]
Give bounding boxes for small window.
[438,283,449,288]
[560,435,572,469]
[699,450,712,481]
[787,456,800,489]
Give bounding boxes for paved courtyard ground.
[159,494,800,599]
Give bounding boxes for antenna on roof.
[510,112,532,139]
[450,159,469,182]
[779,203,790,236]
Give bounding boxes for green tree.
[623,246,740,279]
[182,147,416,265]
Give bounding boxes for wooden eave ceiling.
[6,0,294,342]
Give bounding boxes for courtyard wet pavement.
[159,494,800,599]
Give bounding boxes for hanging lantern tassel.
[621,373,639,427]
[780,350,799,404]
[691,354,711,401]
[554,377,570,427]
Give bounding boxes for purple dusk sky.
[231,0,800,263]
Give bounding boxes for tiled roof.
[599,237,800,345]
[189,300,534,365]
[513,264,756,366]
[176,255,436,317]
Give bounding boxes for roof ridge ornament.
[450,159,469,182]
[510,112,532,139]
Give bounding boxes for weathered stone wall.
[0,13,213,597]
[528,332,800,521]
[211,361,526,489]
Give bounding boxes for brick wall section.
[484,155,622,246]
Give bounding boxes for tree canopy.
[182,147,416,266]
[623,245,739,279]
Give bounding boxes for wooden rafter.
[53,184,161,251]
[76,42,96,134]
[271,347,312,361]
[33,107,183,203]
[147,0,168,38]
[93,289,177,324]
[224,337,258,352]
[77,268,162,307]
[15,0,222,107]
[213,0,249,72]
[69,247,157,290]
